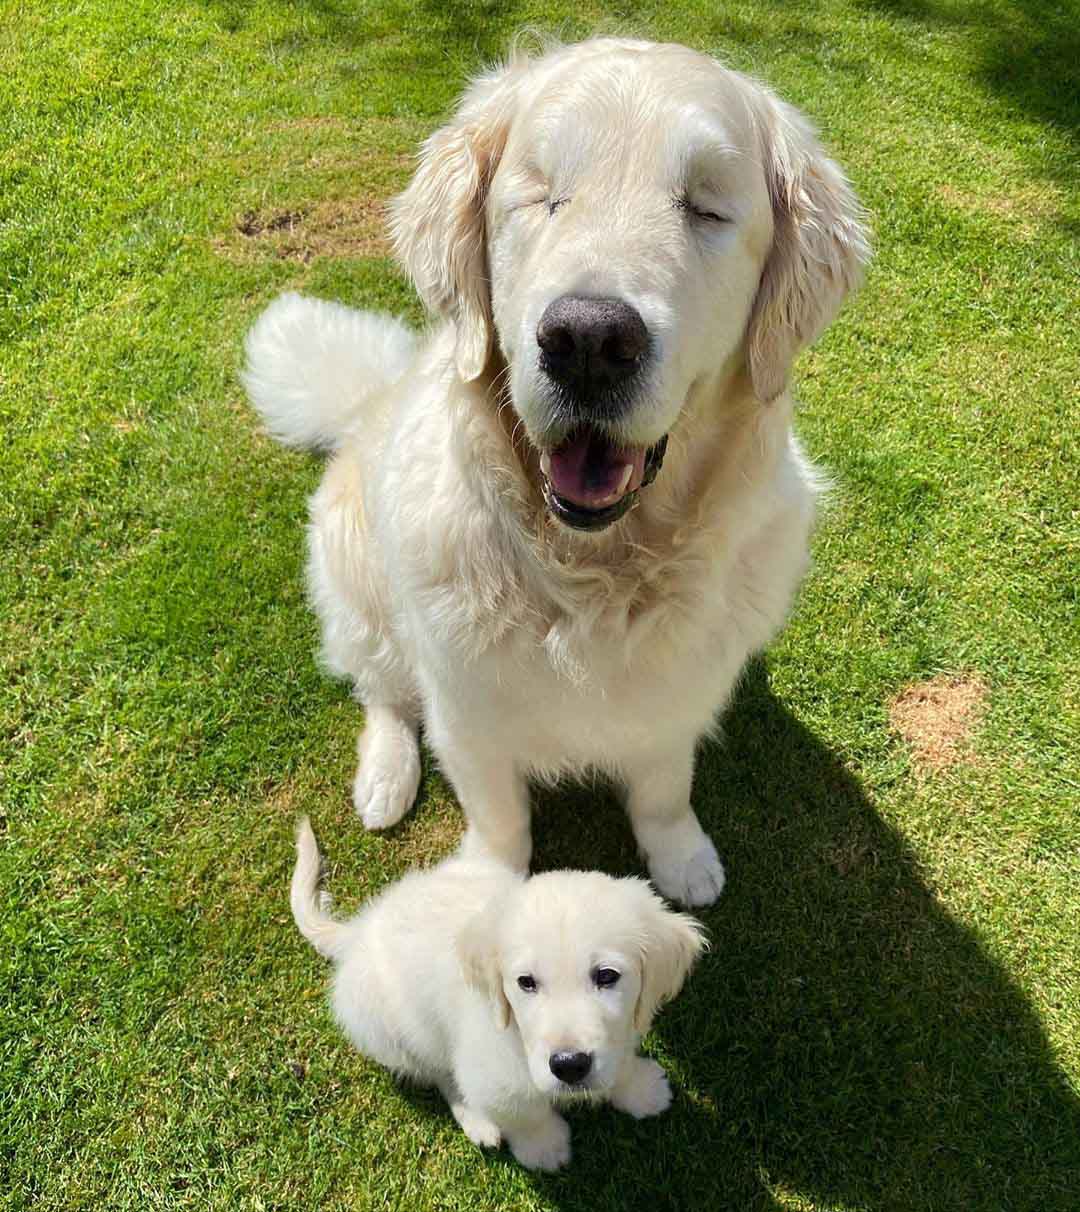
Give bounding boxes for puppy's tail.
[290,817,348,961]
[242,292,418,453]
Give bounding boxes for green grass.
[2,1,1078,1209]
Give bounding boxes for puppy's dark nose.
[536,295,648,394]
[548,1050,593,1085]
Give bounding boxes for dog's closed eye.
[675,195,731,225]
[592,967,621,988]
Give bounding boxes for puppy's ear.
[388,58,527,383]
[457,899,512,1030]
[633,886,707,1034]
[745,92,871,403]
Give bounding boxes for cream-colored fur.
[291,817,705,1170]
[244,38,869,905]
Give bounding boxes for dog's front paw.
[508,1113,571,1171]
[353,767,416,830]
[454,1106,502,1149]
[611,1058,672,1119]
[648,838,726,908]
[353,731,421,830]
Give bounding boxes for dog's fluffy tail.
[242,292,418,453]
[290,817,348,961]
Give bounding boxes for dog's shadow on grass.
[525,660,1080,1211]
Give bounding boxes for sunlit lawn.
[2,2,1078,1208]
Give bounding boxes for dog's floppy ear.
[388,59,527,383]
[457,897,512,1030]
[632,885,707,1034]
[745,91,871,403]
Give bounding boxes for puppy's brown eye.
[517,974,538,992]
[593,967,621,988]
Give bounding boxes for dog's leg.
[431,726,531,870]
[623,744,726,907]
[453,1061,569,1170]
[352,705,422,830]
[452,759,531,871]
[610,1055,673,1119]
[500,1106,572,1172]
[437,1078,502,1149]
[307,460,422,829]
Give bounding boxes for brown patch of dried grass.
[889,673,988,774]
[213,197,391,265]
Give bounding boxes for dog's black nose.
[537,295,648,395]
[548,1050,593,1085]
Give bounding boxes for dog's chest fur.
[375,376,814,767]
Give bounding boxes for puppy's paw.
[648,839,726,908]
[508,1113,571,1171]
[611,1058,672,1119]
[352,723,421,830]
[454,1106,501,1150]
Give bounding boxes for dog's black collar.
[542,435,669,532]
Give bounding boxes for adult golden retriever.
[244,38,870,906]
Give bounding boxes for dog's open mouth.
[539,427,668,531]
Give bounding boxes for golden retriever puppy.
[246,38,870,906]
[291,819,705,1170]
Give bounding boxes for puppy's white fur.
[291,818,705,1170]
[245,39,869,905]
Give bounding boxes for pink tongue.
[548,430,647,509]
